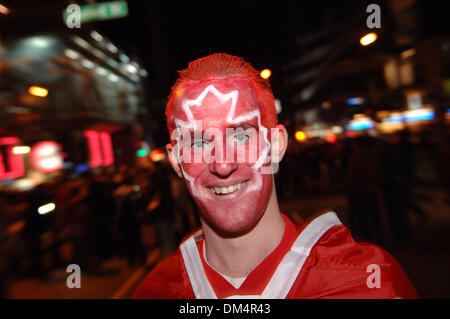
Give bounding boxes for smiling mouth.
[208,181,248,195]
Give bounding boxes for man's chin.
[199,208,264,238]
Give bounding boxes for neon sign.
[0,137,25,180]
[30,141,64,173]
[84,130,114,167]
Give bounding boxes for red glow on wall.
[84,130,114,167]
[0,137,25,180]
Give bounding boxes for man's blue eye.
[191,141,205,149]
[234,133,249,143]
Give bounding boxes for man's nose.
[209,147,238,178]
[210,161,238,177]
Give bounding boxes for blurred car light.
[360,32,377,46]
[38,203,55,215]
[12,146,31,155]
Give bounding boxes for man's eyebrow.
[228,122,258,130]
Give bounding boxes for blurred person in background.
[23,184,54,279]
[145,161,177,258]
[170,169,199,243]
[344,135,385,246]
[132,53,417,299]
[117,171,147,267]
[87,169,116,262]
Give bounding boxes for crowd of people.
[277,127,449,247]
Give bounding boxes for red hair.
[165,53,277,133]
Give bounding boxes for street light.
[294,130,307,142]
[360,32,378,46]
[260,69,271,79]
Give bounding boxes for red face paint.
[171,78,273,234]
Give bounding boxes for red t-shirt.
[132,212,418,299]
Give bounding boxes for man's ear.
[271,124,288,164]
[166,143,183,178]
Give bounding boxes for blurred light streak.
[125,63,138,74]
[106,43,118,53]
[119,53,130,63]
[0,3,10,14]
[6,106,31,114]
[38,203,55,215]
[28,36,52,48]
[347,119,374,131]
[360,33,377,46]
[72,36,92,50]
[64,49,80,59]
[139,69,148,77]
[12,146,31,155]
[96,67,108,76]
[347,97,365,105]
[331,126,343,134]
[401,48,416,59]
[90,31,103,42]
[28,86,48,97]
[107,58,120,69]
[81,59,95,69]
[108,74,119,82]
[403,109,435,122]
[150,149,166,162]
[275,99,282,114]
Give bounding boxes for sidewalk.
[8,249,161,299]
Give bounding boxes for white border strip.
[180,231,217,299]
[261,212,342,299]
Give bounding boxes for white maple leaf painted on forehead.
[174,84,260,129]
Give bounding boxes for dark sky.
[1,0,447,99]
[94,0,294,96]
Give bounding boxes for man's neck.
[201,184,285,278]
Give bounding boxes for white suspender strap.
[180,212,342,299]
[261,211,342,299]
[180,230,217,299]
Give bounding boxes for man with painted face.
[132,53,417,299]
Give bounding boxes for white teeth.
[210,182,244,195]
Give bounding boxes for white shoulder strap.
[180,230,217,299]
[261,211,342,298]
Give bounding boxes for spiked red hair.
[165,53,277,133]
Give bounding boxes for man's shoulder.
[290,216,418,298]
[131,246,197,299]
